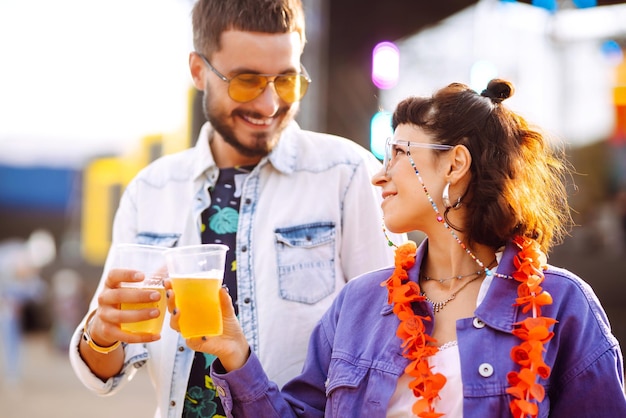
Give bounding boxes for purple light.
[372,41,399,90]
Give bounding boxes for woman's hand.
[165,281,250,372]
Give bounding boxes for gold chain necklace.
[421,273,483,313]
[420,269,483,283]
[420,258,497,313]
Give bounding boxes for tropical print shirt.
[183,166,252,418]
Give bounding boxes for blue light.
[370,111,393,160]
[601,40,623,65]
[532,0,558,12]
[573,0,597,8]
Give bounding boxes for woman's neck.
[421,237,496,292]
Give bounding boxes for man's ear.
[189,52,205,90]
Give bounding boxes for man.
[69,1,402,417]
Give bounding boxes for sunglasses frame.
[196,52,311,103]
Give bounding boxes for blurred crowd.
[0,229,85,388]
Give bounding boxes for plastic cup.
[164,244,229,338]
[114,244,167,335]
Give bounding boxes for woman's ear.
[446,144,472,182]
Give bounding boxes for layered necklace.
[421,274,481,314]
[381,153,555,418]
[419,259,496,314]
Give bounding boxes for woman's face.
[372,124,450,234]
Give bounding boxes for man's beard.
[202,89,298,158]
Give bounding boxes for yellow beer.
[121,287,166,334]
[171,275,223,338]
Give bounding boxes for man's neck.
[209,133,264,168]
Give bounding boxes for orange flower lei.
[381,237,555,418]
[506,236,556,418]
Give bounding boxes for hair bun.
[480,79,514,103]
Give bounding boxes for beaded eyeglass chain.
[382,149,512,281]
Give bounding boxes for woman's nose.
[371,166,388,187]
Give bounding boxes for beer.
[121,287,167,334]
[171,273,223,338]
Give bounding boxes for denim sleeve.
[68,316,149,396]
[543,268,626,416]
[210,348,326,418]
[210,297,340,418]
[548,347,626,417]
[68,180,147,396]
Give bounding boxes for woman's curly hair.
[392,79,574,253]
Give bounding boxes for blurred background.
[1,0,626,416]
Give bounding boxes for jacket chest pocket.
[135,233,180,248]
[274,222,336,304]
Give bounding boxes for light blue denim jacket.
[68,121,403,418]
[211,239,626,417]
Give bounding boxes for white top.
[387,341,463,417]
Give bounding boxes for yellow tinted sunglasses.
[197,53,311,104]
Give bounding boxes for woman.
[167,79,626,417]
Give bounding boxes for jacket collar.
[474,241,520,333]
[190,120,302,181]
[379,238,520,333]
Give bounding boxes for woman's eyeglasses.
[383,137,453,171]
[196,53,311,104]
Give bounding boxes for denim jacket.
[68,121,403,418]
[211,239,626,417]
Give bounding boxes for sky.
[0,0,194,167]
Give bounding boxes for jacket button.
[178,346,185,352]
[472,317,486,329]
[243,297,251,304]
[479,363,494,377]
[241,246,247,252]
[170,400,176,407]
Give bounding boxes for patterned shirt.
[182,166,252,418]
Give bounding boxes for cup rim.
[115,243,168,252]
[120,279,165,288]
[164,244,229,255]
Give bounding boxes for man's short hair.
[192,0,306,57]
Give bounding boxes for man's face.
[193,30,304,164]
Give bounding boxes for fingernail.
[172,308,178,316]
[222,284,229,292]
[150,291,161,301]
[165,290,171,299]
[201,336,207,341]
[150,309,160,317]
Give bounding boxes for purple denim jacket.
[212,240,626,417]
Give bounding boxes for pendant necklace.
[420,258,497,313]
[421,274,482,313]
